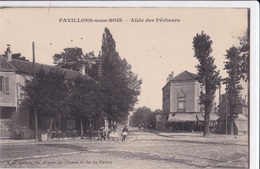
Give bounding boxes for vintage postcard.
[0,1,258,169]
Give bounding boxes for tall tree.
[22,67,68,139]
[67,76,101,138]
[224,46,243,134]
[53,47,96,73]
[100,27,142,126]
[192,31,221,137]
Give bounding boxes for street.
[0,128,248,169]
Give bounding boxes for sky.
[0,7,248,111]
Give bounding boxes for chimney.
[79,65,86,75]
[170,71,174,80]
[5,47,12,61]
[166,71,174,83]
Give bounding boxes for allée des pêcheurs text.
[58,18,180,23]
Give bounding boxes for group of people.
[99,125,129,142]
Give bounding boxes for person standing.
[121,125,129,142]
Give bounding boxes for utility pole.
[225,81,228,135]
[32,42,38,141]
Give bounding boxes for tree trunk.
[34,106,39,141]
[48,117,54,141]
[203,106,210,137]
[228,115,234,135]
[80,117,83,139]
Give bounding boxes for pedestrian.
[100,127,106,141]
[89,125,93,140]
[121,125,128,142]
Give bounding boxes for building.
[217,93,248,134]
[159,71,219,132]
[0,47,98,139]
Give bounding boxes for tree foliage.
[51,28,142,126]
[53,47,96,72]
[238,32,249,82]
[12,53,29,61]
[100,27,142,124]
[67,76,101,136]
[131,107,158,129]
[67,76,101,118]
[224,46,243,134]
[192,31,221,137]
[22,67,68,129]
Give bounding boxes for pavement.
[0,129,248,146]
[0,129,249,169]
[147,130,248,146]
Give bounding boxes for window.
[178,101,185,109]
[4,77,10,93]
[178,98,186,112]
[0,76,10,93]
[177,89,186,112]
[0,76,3,91]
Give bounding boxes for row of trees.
[22,27,142,139]
[193,30,249,136]
[130,107,162,129]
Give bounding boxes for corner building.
[160,71,219,132]
[0,47,99,139]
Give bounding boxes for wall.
[170,80,201,112]
[162,82,170,114]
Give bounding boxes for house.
[0,47,98,139]
[216,93,248,134]
[160,71,219,132]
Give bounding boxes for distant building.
[159,71,219,132]
[0,47,97,139]
[217,93,248,134]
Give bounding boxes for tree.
[192,31,221,137]
[224,46,243,135]
[67,76,101,138]
[22,67,68,139]
[100,27,142,126]
[53,47,96,72]
[131,107,159,129]
[131,107,152,127]
[11,53,29,61]
[238,29,249,82]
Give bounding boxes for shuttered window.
[4,77,10,93]
[0,76,3,91]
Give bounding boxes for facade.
[0,47,97,139]
[159,71,219,132]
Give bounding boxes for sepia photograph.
[0,1,259,169]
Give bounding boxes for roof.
[162,71,198,90]
[167,112,219,122]
[0,56,16,72]
[8,58,96,82]
[172,71,198,81]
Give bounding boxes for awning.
[167,112,220,122]
[156,114,168,123]
[234,114,248,133]
[235,114,248,121]
[168,113,198,122]
[196,113,220,121]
